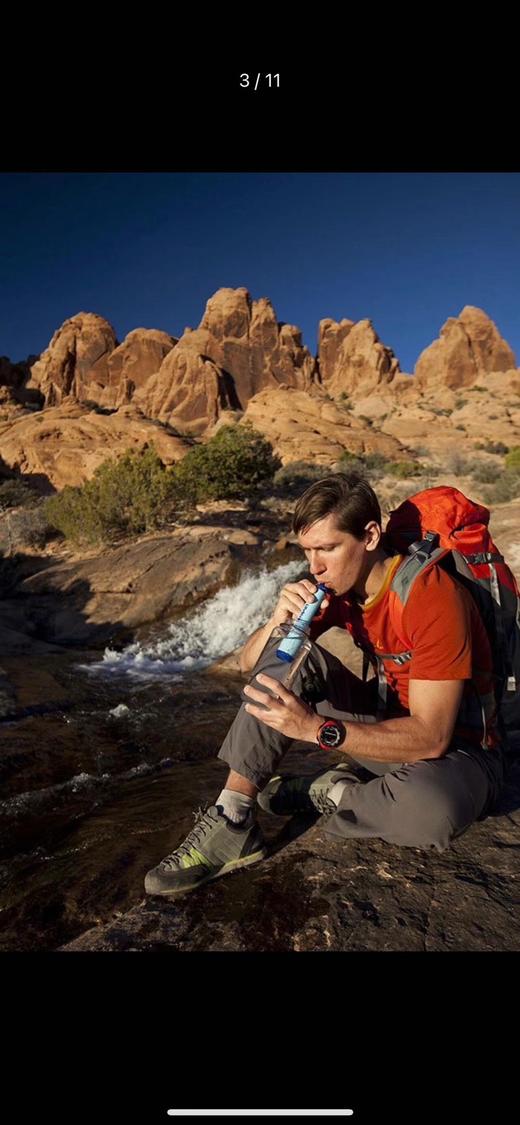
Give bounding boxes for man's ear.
[364,520,382,552]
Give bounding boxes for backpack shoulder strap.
[362,538,449,716]
[389,537,449,640]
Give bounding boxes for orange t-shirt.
[309,558,498,749]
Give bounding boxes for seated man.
[144,472,505,897]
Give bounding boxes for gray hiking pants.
[218,633,505,852]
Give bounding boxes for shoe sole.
[145,846,268,898]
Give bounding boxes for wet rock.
[59,752,520,953]
[9,526,258,646]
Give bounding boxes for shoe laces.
[313,791,336,815]
[159,806,217,870]
[281,776,336,815]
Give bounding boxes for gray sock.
[328,780,350,807]
[216,788,255,824]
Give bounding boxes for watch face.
[319,721,345,748]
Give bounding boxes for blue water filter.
[275,583,329,662]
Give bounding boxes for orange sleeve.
[402,566,473,681]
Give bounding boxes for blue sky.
[0,172,518,373]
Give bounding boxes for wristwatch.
[317,719,347,750]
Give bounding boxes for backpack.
[364,486,520,751]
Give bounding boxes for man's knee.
[380,761,480,850]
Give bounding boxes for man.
[144,472,505,897]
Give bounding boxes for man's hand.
[243,672,321,743]
[271,579,330,628]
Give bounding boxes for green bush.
[0,478,40,512]
[446,453,474,476]
[272,461,332,497]
[471,463,502,484]
[504,446,520,472]
[386,460,423,478]
[45,445,176,545]
[338,450,390,479]
[338,451,365,473]
[483,471,520,504]
[170,424,281,506]
[0,505,54,549]
[474,441,509,455]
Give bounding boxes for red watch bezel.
[317,720,346,750]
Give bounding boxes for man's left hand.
[243,672,320,743]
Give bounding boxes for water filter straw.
[276,583,329,662]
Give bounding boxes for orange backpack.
[370,486,520,748]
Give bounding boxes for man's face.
[297,513,370,597]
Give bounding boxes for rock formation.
[414,305,516,390]
[0,401,191,491]
[26,314,177,410]
[26,313,118,405]
[133,287,317,433]
[318,317,400,396]
[1,295,519,490]
[240,385,404,464]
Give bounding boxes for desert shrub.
[471,463,502,484]
[338,451,390,479]
[272,461,332,497]
[475,441,509,455]
[445,452,474,476]
[45,445,175,545]
[170,424,281,506]
[0,505,55,550]
[483,471,520,504]
[386,460,423,478]
[504,446,520,472]
[0,479,40,512]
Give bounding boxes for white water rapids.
[79,561,305,681]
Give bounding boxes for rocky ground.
[60,741,520,953]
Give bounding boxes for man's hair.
[292,471,382,540]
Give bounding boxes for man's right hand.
[269,579,330,629]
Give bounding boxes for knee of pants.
[381,766,479,851]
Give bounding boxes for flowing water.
[0,560,304,950]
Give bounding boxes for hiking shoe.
[144,805,267,897]
[257,767,357,817]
